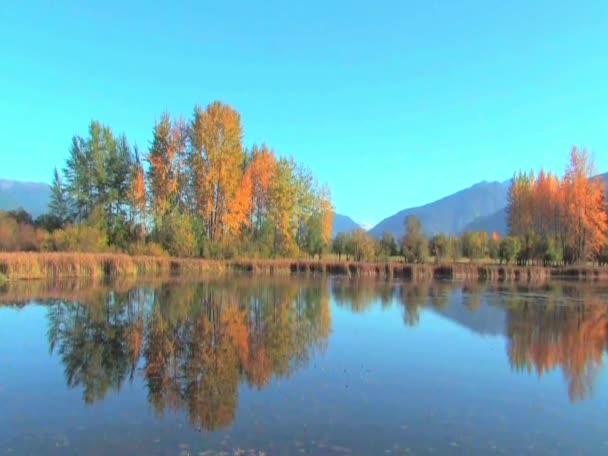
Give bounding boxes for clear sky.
[1,1,607,226]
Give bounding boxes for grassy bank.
[1,252,607,282]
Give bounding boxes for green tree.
[402,216,428,263]
[349,229,375,261]
[379,232,398,258]
[460,231,486,261]
[499,237,521,264]
[332,232,348,261]
[49,167,70,226]
[430,234,450,263]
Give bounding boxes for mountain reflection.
[44,279,331,430]
[331,280,608,401]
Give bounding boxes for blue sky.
[1,1,607,226]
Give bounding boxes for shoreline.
[1,252,607,282]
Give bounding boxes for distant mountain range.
[3,174,608,237]
[0,179,51,217]
[369,180,510,238]
[332,214,361,237]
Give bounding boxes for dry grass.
[0,252,606,282]
[0,252,226,281]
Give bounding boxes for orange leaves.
[222,306,250,363]
[226,171,253,236]
[563,147,608,261]
[146,113,185,217]
[508,147,608,264]
[245,145,277,234]
[189,102,244,241]
[130,165,146,216]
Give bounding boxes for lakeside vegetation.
[0,103,606,279]
[331,147,608,267]
[2,252,608,283]
[1,101,334,259]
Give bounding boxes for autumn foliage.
[508,147,608,264]
[37,101,334,259]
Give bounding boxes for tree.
[49,167,70,226]
[430,234,450,263]
[44,103,334,258]
[245,145,277,238]
[402,216,428,263]
[332,232,348,261]
[349,229,375,261]
[460,231,487,261]
[147,113,180,219]
[488,232,500,261]
[189,102,245,241]
[129,146,147,238]
[499,237,521,264]
[562,147,607,263]
[379,232,398,258]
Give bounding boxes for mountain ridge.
[368,180,511,238]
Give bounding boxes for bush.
[0,215,19,251]
[156,212,197,258]
[499,237,521,264]
[50,225,109,253]
[540,236,563,266]
[127,241,168,257]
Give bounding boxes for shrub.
[156,212,197,258]
[51,225,109,253]
[127,241,168,257]
[0,215,19,251]
[499,237,521,264]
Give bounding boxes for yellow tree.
[225,170,252,236]
[246,145,277,236]
[319,186,334,252]
[507,171,536,262]
[129,146,147,237]
[563,147,607,262]
[269,158,298,256]
[189,102,244,241]
[147,113,179,218]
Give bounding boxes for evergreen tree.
[49,167,70,226]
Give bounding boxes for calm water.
[1,277,608,455]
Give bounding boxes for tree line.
[0,102,334,258]
[330,223,516,264]
[507,147,607,265]
[330,148,607,266]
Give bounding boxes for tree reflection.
[506,286,608,401]
[46,278,331,430]
[47,288,145,404]
[32,278,608,417]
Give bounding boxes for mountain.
[0,179,51,217]
[332,213,361,237]
[369,180,510,238]
[433,291,507,337]
[461,207,508,237]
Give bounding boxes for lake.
[1,277,607,455]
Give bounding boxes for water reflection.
[40,279,331,430]
[331,279,608,401]
[2,277,608,420]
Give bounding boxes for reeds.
[0,252,605,282]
